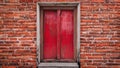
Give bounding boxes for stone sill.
[38,62,79,68]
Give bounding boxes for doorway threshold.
[38,62,79,68]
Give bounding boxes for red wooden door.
[43,10,57,59]
[43,10,74,61]
[61,10,74,60]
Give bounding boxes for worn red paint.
[43,10,74,61]
[43,10,57,59]
[61,10,74,59]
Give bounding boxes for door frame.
[36,2,80,64]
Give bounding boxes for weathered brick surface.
[0,0,120,68]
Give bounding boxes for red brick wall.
[0,0,120,68]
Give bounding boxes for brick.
[21,44,32,46]
[0,50,3,53]
[93,59,107,62]
[80,59,92,63]
[26,0,33,2]
[2,49,14,52]
[113,0,120,2]
[95,37,109,40]
[5,0,18,3]
[0,44,12,46]
[19,38,33,40]
[92,53,106,56]
[15,49,31,53]
[115,59,120,63]
[19,0,26,2]
[2,66,16,68]
[0,0,3,3]
[91,0,104,2]
[82,65,97,68]
[88,56,103,59]
[19,0,33,3]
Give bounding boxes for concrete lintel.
[38,2,79,6]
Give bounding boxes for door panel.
[60,10,74,59]
[43,10,74,61]
[43,10,57,59]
